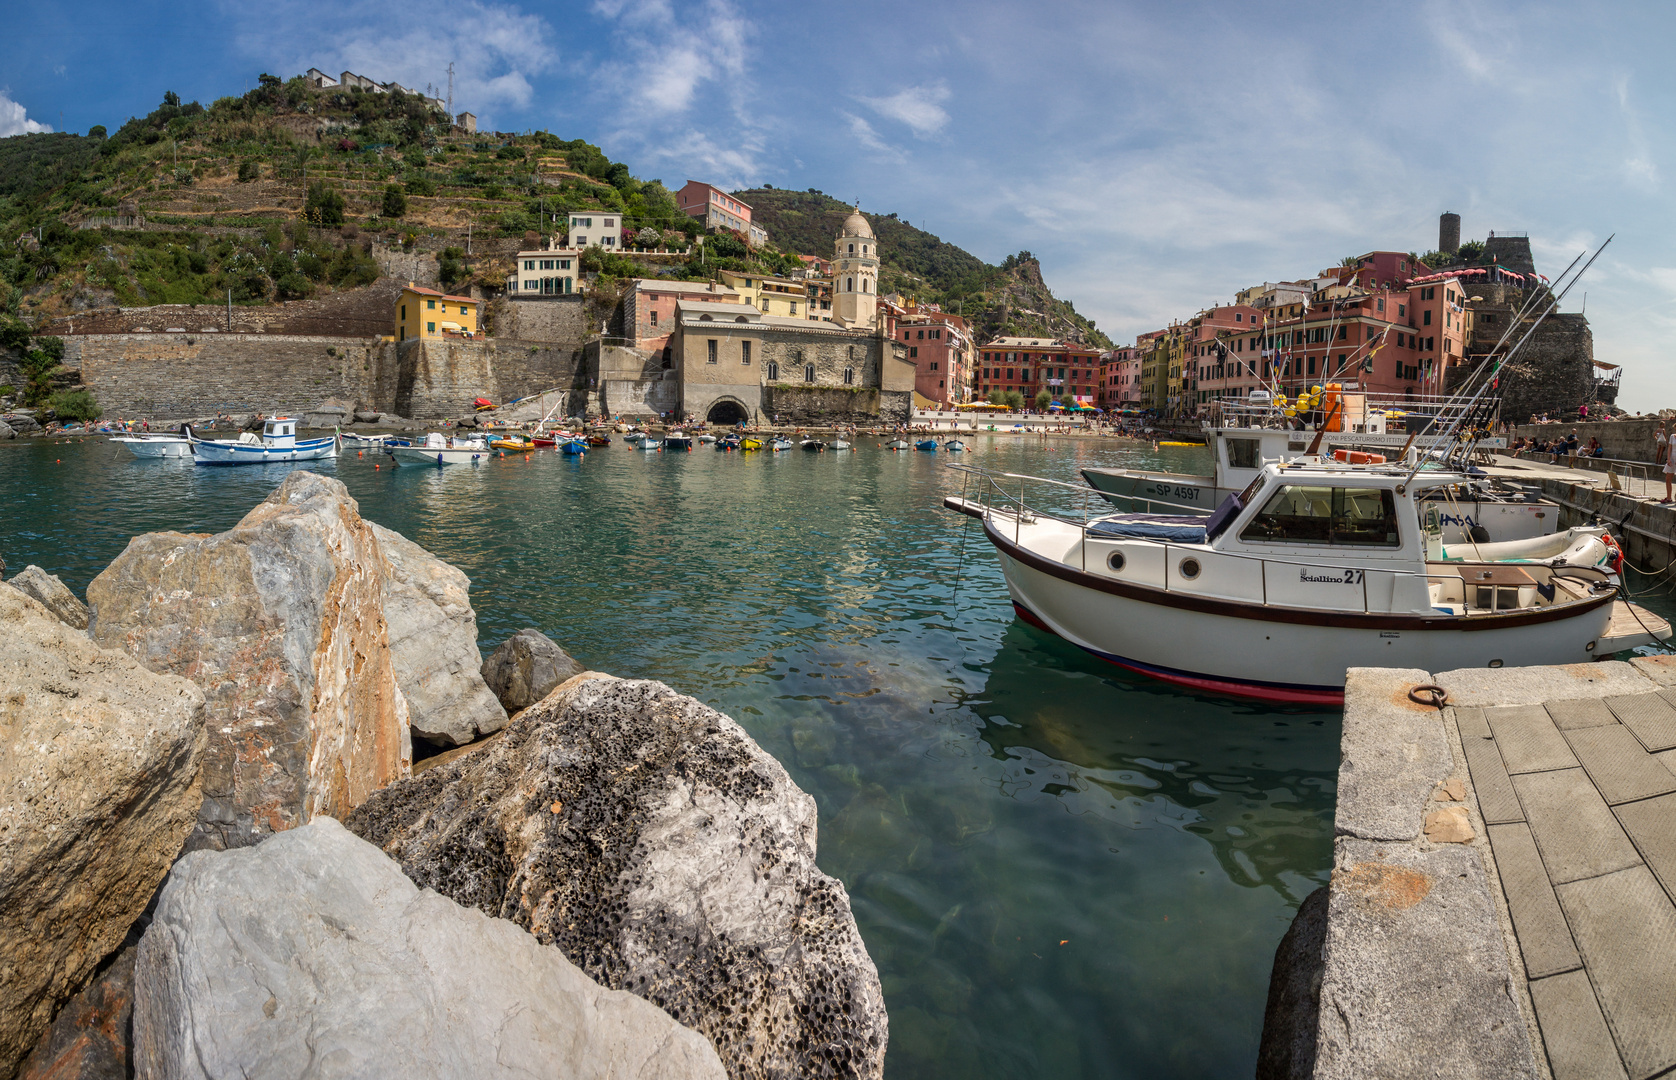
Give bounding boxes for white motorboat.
[833,439,853,451]
[388,432,488,466]
[111,433,193,459]
[637,437,663,451]
[696,434,718,444]
[1083,418,1555,544]
[945,461,1667,704]
[769,438,794,451]
[191,418,339,465]
[340,431,399,447]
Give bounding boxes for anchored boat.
[190,418,339,465]
[111,433,193,459]
[387,432,488,466]
[944,461,1668,704]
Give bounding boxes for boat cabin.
[262,418,298,448]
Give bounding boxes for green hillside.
[0,77,1110,349]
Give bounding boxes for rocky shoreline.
[0,472,886,1079]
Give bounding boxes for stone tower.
[1439,211,1461,255]
[833,208,878,331]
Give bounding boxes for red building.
[882,300,975,405]
[975,337,1102,404]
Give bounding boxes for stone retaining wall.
[1511,418,1661,463]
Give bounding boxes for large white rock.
[133,816,726,1080]
[372,522,506,745]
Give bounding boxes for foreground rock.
[5,563,90,629]
[480,627,586,713]
[0,587,205,1078]
[88,471,410,850]
[349,674,888,1080]
[374,522,507,745]
[0,419,14,439]
[18,947,136,1080]
[135,816,726,1080]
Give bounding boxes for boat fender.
[1603,534,1625,574]
[1468,524,1491,544]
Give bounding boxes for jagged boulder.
[0,419,14,439]
[87,471,410,851]
[4,564,90,629]
[348,674,888,1080]
[374,522,506,746]
[3,412,40,433]
[0,587,205,1078]
[134,817,726,1080]
[480,628,585,714]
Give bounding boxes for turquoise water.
[3,434,1340,1078]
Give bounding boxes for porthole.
[1179,558,1201,580]
[1107,551,1126,572]
[1489,658,1505,667]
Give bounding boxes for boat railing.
[945,463,1614,614]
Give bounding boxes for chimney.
[1439,212,1461,256]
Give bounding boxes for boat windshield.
[1239,485,1401,547]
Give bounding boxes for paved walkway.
[1456,679,1676,1080]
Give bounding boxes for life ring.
[1602,533,1625,575]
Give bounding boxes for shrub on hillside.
[237,159,259,182]
[382,184,407,218]
[276,271,313,300]
[303,181,346,227]
[405,174,436,197]
[49,388,102,422]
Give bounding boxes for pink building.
[889,307,974,405]
[677,182,753,237]
[1100,347,1143,410]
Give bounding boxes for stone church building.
[673,210,914,424]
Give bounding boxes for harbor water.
[3,434,1344,1077]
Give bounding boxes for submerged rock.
[0,587,205,1078]
[87,471,410,850]
[480,627,586,714]
[348,674,888,1080]
[4,563,89,629]
[134,816,726,1080]
[374,522,506,745]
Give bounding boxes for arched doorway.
[706,399,748,425]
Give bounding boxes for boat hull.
[193,438,339,465]
[986,518,1615,703]
[388,445,486,466]
[113,437,193,459]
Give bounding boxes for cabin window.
[1225,438,1260,469]
[1239,485,1400,547]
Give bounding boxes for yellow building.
[716,269,808,319]
[396,284,480,342]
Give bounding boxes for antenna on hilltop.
[447,62,455,117]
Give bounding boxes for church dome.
[840,209,875,240]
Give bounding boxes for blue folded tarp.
[1087,514,1208,543]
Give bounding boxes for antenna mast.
[446,62,455,117]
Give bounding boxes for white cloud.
[857,83,951,137]
[0,91,51,137]
[247,0,556,123]
[840,112,905,164]
[593,0,749,117]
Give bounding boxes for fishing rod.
[1396,236,1613,493]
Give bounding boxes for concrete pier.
[1260,660,1676,1080]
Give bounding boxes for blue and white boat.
[560,439,588,455]
[944,439,967,452]
[190,418,339,466]
[769,437,794,451]
[915,439,939,451]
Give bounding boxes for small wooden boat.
[770,437,794,451]
[388,433,487,466]
[665,435,694,451]
[637,438,663,451]
[717,435,742,451]
[833,439,853,451]
[800,439,826,452]
[885,439,911,451]
[944,440,967,452]
[560,439,588,455]
[742,437,764,451]
[111,433,193,459]
[587,434,611,447]
[190,419,340,466]
[490,435,536,452]
[697,434,718,444]
[915,439,939,451]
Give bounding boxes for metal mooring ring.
[1408,684,1449,709]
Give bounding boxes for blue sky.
[3,0,1672,407]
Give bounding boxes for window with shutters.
[844,367,854,384]
[804,364,815,382]
[707,340,718,364]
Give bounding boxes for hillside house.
[396,285,479,341]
